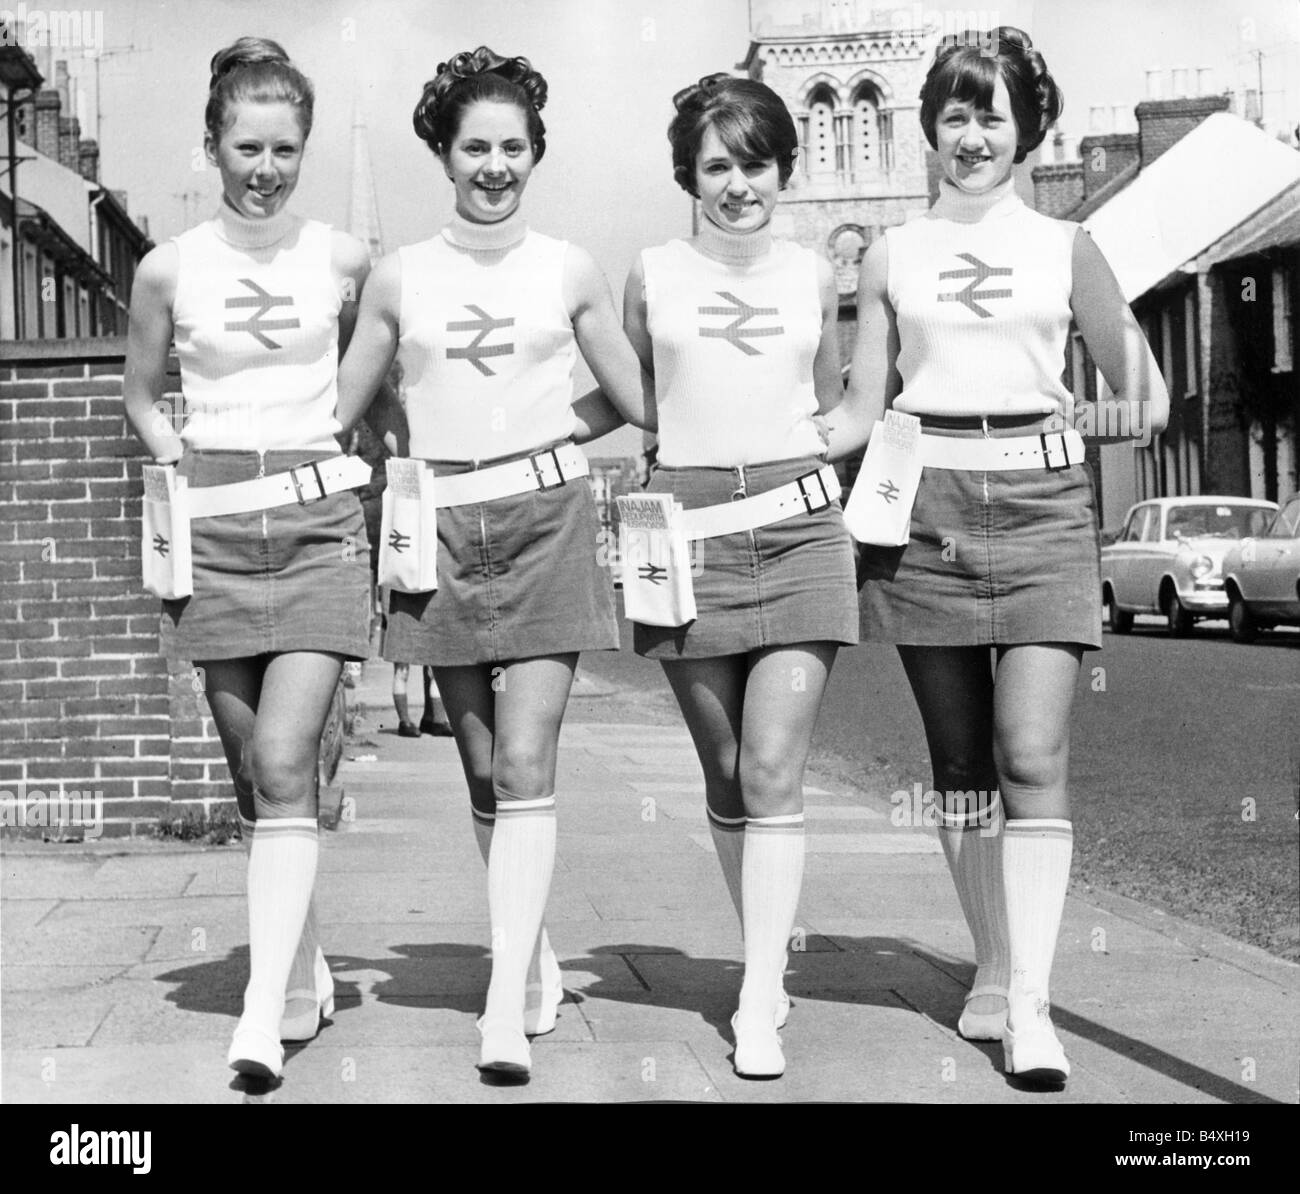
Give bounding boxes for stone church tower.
[739,0,936,349]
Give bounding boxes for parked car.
[1100,496,1278,636]
[1220,494,1300,642]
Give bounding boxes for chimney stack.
[1135,93,1231,169]
[78,138,100,183]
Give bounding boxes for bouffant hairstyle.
[667,74,799,197]
[205,36,315,141]
[919,27,1063,163]
[412,46,548,162]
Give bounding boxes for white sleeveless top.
[886,178,1076,418]
[397,219,577,462]
[642,226,824,467]
[171,207,342,451]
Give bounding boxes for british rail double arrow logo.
[152,533,169,556]
[937,254,1012,319]
[387,529,411,553]
[447,305,515,376]
[224,279,301,349]
[698,292,784,356]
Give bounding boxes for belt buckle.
[290,460,327,504]
[530,447,566,491]
[1039,433,1069,471]
[796,469,832,514]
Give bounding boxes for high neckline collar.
[442,210,529,252]
[931,176,1022,223]
[694,214,773,264]
[212,202,296,249]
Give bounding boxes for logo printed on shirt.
[446,304,515,376]
[937,253,1012,318]
[223,278,300,348]
[698,291,784,355]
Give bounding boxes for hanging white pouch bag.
[615,492,697,627]
[141,464,194,600]
[379,456,440,593]
[842,409,924,547]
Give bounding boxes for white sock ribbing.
[737,814,804,1025]
[482,796,557,1029]
[1003,818,1073,1027]
[242,816,319,1033]
[939,792,1010,1005]
[706,807,746,925]
[244,813,322,1003]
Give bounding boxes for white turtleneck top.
[171,205,343,451]
[396,211,577,462]
[642,218,825,467]
[886,176,1077,417]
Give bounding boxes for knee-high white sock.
[1003,818,1073,1026]
[939,792,1010,1005]
[471,806,494,866]
[707,807,746,925]
[482,796,556,1028]
[737,814,804,1024]
[473,806,556,985]
[242,817,319,1033]
[242,813,322,1006]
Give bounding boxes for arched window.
[806,85,836,178]
[854,89,878,175]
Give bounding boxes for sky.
[15,0,1300,452]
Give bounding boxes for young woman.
[825,28,1169,1086]
[335,46,650,1079]
[623,76,857,1079]
[124,37,388,1080]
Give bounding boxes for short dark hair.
[205,36,315,141]
[667,75,798,197]
[919,27,1063,164]
[412,45,548,163]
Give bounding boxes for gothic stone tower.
[740,1,934,351]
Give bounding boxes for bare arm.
[812,254,845,413]
[336,251,404,445]
[122,242,183,463]
[1070,227,1170,441]
[823,237,899,462]
[564,244,657,433]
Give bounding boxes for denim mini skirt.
[160,448,373,663]
[633,455,859,659]
[383,441,619,667]
[857,415,1103,650]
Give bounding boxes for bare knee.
[739,748,803,818]
[492,736,555,802]
[995,736,1068,799]
[247,739,317,816]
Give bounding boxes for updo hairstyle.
[919,26,1063,163]
[205,36,315,141]
[668,74,799,196]
[412,46,548,162]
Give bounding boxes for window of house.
[1272,265,1293,374]
[807,88,836,176]
[854,88,878,176]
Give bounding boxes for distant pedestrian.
[123,37,394,1080]
[623,75,858,1078]
[824,27,1170,1086]
[335,46,652,1078]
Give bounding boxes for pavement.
[2,657,1297,1105]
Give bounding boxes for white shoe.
[476,1017,531,1077]
[731,1011,785,1079]
[280,948,335,1042]
[1002,1012,1069,1087]
[228,1019,284,1080]
[957,984,1008,1042]
[775,987,791,1030]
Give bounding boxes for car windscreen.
[1166,505,1274,539]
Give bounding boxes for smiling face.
[205,101,305,220]
[441,100,535,224]
[694,124,781,234]
[934,73,1019,193]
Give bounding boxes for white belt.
[187,455,373,519]
[679,465,840,540]
[920,429,1086,471]
[429,443,589,507]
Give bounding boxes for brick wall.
[1078,133,1139,200]
[1,341,230,837]
[1030,162,1084,218]
[1134,96,1231,170]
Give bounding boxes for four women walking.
[126,27,1167,1091]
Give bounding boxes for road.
[583,605,1300,958]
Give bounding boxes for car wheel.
[1105,589,1132,634]
[1162,587,1193,637]
[1228,593,1258,643]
